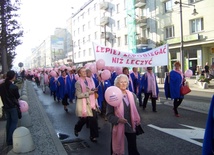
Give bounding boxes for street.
[34,84,212,155]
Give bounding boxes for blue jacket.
[169,70,184,99]
[49,77,57,92]
[97,80,111,109]
[130,72,141,94]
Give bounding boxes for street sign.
[18,62,23,68]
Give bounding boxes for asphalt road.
[35,85,211,155]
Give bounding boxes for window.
[164,0,172,13]
[190,18,204,33]
[83,37,85,44]
[83,50,86,56]
[165,26,174,39]
[117,20,120,30]
[78,28,80,34]
[124,0,126,10]
[88,8,90,15]
[94,17,97,25]
[83,25,85,32]
[117,37,121,46]
[124,17,127,27]
[73,41,76,47]
[189,0,199,3]
[82,13,84,19]
[78,51,80,58]
[73,20,75,25]
[110,8,113,16]
[116,4,120,13]
[89,48,92,56]
[88,21,91,29]
[94,3,96,11]
[95,32,97,39]
[88,35,91,41]
[78,40,80,46]
[74,30,76,36]
[125,35,128,45]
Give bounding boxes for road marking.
[148,124,204,147]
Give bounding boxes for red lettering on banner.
[106,48,111,53]
[96,46,100,52]
[112,57,123,64]
[126,58,153,66]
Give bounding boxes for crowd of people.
[0,61,190,154]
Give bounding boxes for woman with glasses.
[106,74,141,155]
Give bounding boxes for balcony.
[136,16,147,27]
[101,32,111,39]
[135,0,146,8]
[136,37,148,45]
[100,16,109,26]
[160,0,168,2]
[100,1,109,10]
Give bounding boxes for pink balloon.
[185,69,193,77]
[115,67,123,75]
[89,64,97,74]
[50,70,57,77]
[60,65,67,70]
[101,69,111,80]
[104,86,123,107]
[96,59,105,70]
[19,100,29,112]
[85,63,92,69]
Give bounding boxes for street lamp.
[174,0,198,72]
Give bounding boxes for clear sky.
[13,0,88,68]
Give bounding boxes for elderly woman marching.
[74,67,99,142]
[106,74,141,155]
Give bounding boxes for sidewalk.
[0,78,213,154]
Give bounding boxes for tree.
[0,0,23,73]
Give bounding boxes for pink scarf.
[147,72,157,97]
[112,90,141,155]
[79,77,96,117]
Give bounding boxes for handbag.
[135,124,144,135]
[180,85,191,95]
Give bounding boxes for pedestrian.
[130,67,142,106]
[140,67,159,112]
[106,74,141,155]
[74,67,99,142]
[0,70,20,145]
[204,62,210,78]
[97,72,111,120]
[122,67,134,92]
[165,61,185,117]
[49,74,57,101]
[57,70,70,112]
[20,69,25,82]
[40,70,46,93]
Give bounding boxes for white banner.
[93,43,169,67]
